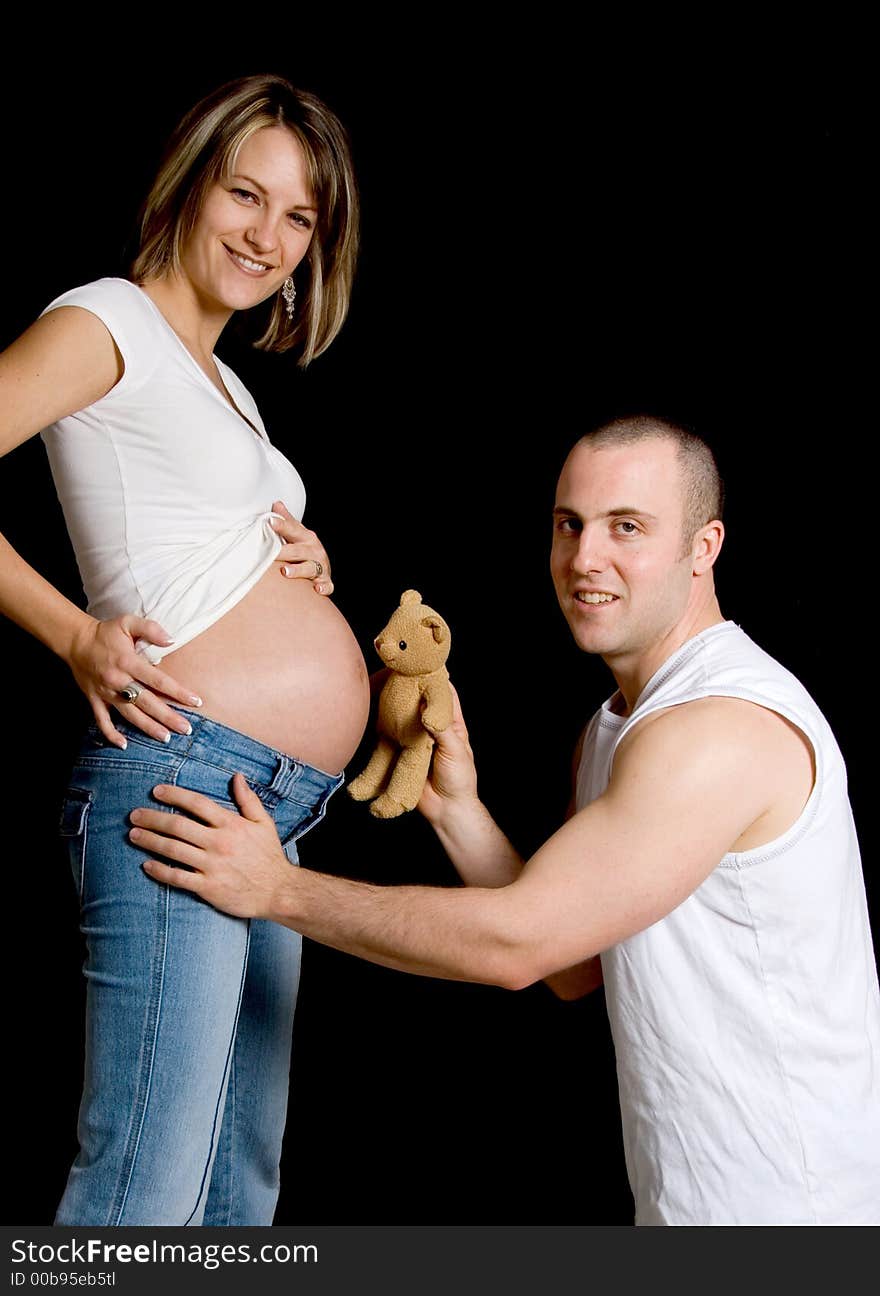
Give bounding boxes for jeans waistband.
[108,706,344,805]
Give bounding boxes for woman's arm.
[0,307,203,745]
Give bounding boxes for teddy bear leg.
[369,736,435,819]
[348,737,397,801]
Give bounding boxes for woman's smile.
[222,243,278,276]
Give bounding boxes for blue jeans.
[55,708,343,1226]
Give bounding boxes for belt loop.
[268,754,300,798]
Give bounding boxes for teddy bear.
[348,590,453,819]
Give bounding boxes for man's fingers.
[432,714,470,754]
[150,783,232,826]
[142,859,204,893]
[449,683,468,730]
[129,827,204,870]
[231,772,271,821]
[129,807,212,848]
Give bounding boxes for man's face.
[550,438,698,663]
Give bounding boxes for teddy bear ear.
[400,590,422,606]
[421,615,448,645]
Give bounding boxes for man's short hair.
[579,415,724,551]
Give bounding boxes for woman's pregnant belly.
[160,567,370,774]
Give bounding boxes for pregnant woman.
[0,74,370,1225]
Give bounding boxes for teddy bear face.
[374,594,451,677]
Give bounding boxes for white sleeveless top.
[576,621,880,1224]
[39,278,307,663]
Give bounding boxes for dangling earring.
[282,276,296,320]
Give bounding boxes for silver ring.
[314,560,324,578]
[119,682,142,704]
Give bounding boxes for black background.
[1,31,871,1226]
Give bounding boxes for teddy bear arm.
[420,675,454,733]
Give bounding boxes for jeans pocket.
[59,787,94,901]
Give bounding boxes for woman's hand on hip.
[270,500,333,595]
[68,615,203,749]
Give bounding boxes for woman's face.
[179,125,317,315]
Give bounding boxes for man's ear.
[692,520,724,575]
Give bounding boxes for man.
[130,416,880,1225]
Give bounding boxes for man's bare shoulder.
[613,696,814,852]
[618,695,810,759]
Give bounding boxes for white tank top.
[576,621,880,1224]
[39,278,307,663]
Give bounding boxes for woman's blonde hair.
[130,74,359,365]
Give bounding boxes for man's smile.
[574,591,620,605]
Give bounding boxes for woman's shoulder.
[40,277,153,321]
[39,279,163,403]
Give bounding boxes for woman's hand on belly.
[68,614,204,749]
[270,500,333,596]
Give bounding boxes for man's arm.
[130,697,809,988]
[414,688,524,888]
[545,729,604,1000]
[417,697,602,999]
